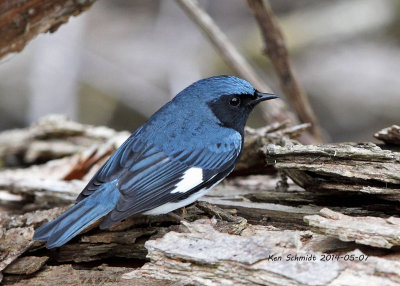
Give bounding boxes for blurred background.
[0,0,399,142]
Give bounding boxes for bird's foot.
[195,201,247,234]
[167,211,188,223]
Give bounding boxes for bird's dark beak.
[253,90,279,104]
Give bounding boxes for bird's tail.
[33,182,120,249]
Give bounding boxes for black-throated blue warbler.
[34,75,278,248]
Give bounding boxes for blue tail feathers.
[33,182,120,249]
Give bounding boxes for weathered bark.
[0,206,165,277]
[0,0,96,59]
[232,121,310,176]
[374,125,400,146]
[0,115,129,167]
[1,118,400,285]
[305,208,400,249]
[265,142,400,201]
[0,177,83,208]
[2,264,171,286]
[3,256,48,275]
[0,207,66,274]
[124,219,400,286]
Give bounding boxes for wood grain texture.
[375,125,400,146]
[1,118,400,285]
[265,142,400,201]
[0,0,95,59]
[305,208,400,248]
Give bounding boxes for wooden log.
[2,264,170,286]
[304,208,400,249]
[124,219,400,286]
[265,142,400,200]
[1,182,400,284]
[0,177,83,207]
[232,122,309,176]
[3,256,48,275]
[0,0,96,59]
[0,207,65,282]
[0,115,129,167]
[374,125,400,146]
[1,119,400,284]
[51,227,160,263]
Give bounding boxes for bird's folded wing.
[77,133,240,227]
[100,143,238,227]
[76,130,146,201]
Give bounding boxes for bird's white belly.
[143,178,224,215]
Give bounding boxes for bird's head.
[175,75,278,134]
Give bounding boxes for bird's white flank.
[170,167,203,194]
[143,177,223,216]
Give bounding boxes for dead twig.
[196,201,244,224]
[175,0,297,125]
[247,0,323,143]
[0,0,96,60]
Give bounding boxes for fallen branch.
[175,0,299,127]
[0,115,128,167]
[265,142,400,201]
[0,177,83,207]
[0,0,96,59]
[124,219,400,285]
[2,264,150,285]
[304,208,400,249]
[0,207,66,275]
[1,119,400,285]
[232,122,308,176]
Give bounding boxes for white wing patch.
[170,167,204,194]
[143,177,224,216]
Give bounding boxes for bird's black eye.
[229,96,241,107]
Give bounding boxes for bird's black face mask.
[208,90,278,134]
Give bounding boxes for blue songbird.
[34,75,278,248]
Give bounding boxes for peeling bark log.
[1,118,400,285]
[0,208,67,278]
[0,0,96,59]
[124,220,342,285]
[232,122,309,176]
[0,115,129,167]
[265,142,400,201]
[3,256,48,275]
[0,177,83,208]
[51,227,160,263]
[374,125,400,146]
[0,227,34,273]
[2,264,171,286]
[125,220,400,286]
[304,208,400,249]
